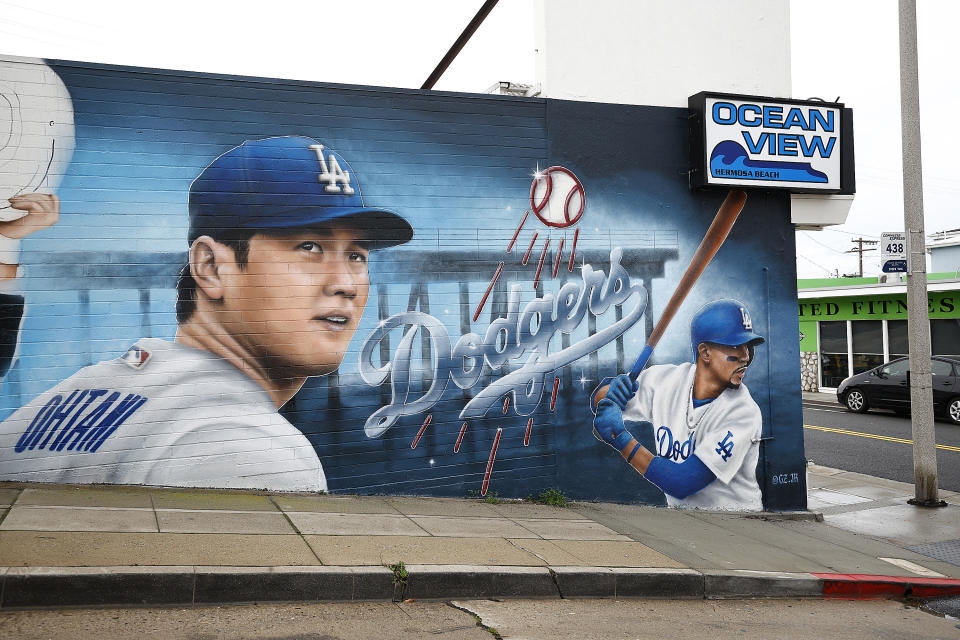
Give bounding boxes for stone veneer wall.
[800,351,820,392]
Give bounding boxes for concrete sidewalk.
[0,463,958,608]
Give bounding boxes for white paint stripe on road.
[803,406,848,414]
[877,557,947,578]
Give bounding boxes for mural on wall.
[0,59,75,386]
[1,134,412,491]
[0,57,807,510]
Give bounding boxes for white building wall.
[931,244,960,274]
[534,0,792,107]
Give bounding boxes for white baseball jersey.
[622,362,762,511]
[0,338,326,492]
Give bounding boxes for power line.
[819,228,882,239]
[800,231,848,254]
[796,253,834,275]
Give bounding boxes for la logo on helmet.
[740,307,753,330]
[307,144,355,195]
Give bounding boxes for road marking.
[803,406,848,414]
[877,557,946,578]
[804,424,960,452]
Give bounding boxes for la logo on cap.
[308,144,355,195]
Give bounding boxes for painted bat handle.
[591,344,653,411]
[628,344,654,381]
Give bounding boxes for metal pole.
[899,0,943,507]
[421,0,500,90]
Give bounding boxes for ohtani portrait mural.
[0,56,806,510]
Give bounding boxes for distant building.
[928,229,960,276]
[798,274,960,392]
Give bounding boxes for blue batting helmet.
[691,299,765,361]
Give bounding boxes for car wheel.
[844,388,868,413]
[948,397,960,426]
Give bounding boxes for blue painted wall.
[0,58,806,509]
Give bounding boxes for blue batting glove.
[592,399,634,452]
[605,374,639,410]
[589,376,614,414]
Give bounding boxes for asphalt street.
[802,402,960,492]
[2,599,959,640]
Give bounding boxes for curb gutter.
[2,566,960,609]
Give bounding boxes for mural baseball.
[0,57,807,510]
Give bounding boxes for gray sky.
[1,0,956,279]
[791,0,958,278]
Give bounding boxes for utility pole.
[899,0,943,507]
[845,237,878,277]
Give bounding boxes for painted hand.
[3,193,60,239]
[592,399,634,451]
[605,373,638,410]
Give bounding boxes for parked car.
[836,356,960,424]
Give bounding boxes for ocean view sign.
[688,92,854,194]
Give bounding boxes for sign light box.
[689,92,855,194]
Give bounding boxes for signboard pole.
[899,0,942,507]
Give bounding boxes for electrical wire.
[796,253,835,275]
[819,228,881,239]
[800,231,849,254]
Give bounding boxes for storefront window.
[932,318,960,360]
[819,320,848,387]
[851,320,883,373]
[888,319,908,360]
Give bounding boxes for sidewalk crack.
[149,494,161,532]
[0,487,21,528]
[547,567,565,599]
[268,494,324,565]
[446,601,504,639]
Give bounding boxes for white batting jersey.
[622,362,762,511]
[0,338,326,492]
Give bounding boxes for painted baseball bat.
[592,189,748,408]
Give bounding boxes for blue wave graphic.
[710,141,827,183]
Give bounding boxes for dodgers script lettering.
[359,248,647,437]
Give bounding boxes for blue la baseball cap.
[188,136,413,248]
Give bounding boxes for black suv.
[836,356,960,424]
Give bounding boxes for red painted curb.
[813,573,960,600]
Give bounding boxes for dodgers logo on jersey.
[656,426,695,461]
[716,430,735,462]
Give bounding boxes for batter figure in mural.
[0,136,412,491]
[591,299,765,510]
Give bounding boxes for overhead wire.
[796,253,834,275]
[800,231,849,254]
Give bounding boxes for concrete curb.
[702,570,824,599]
[3,566,960,608]
[801,396,841,408]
